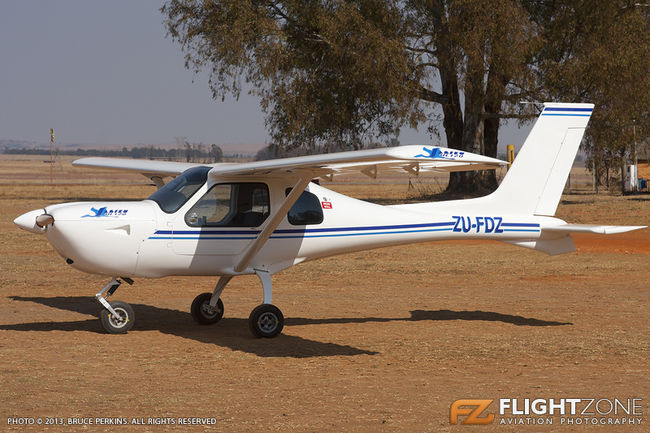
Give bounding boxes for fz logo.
[450,399,494,425]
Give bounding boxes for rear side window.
[286,189,323,225]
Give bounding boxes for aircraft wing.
[72,157,238,187]
[208,145,506,179]
[72,157,210,176]
[73,145,505,182]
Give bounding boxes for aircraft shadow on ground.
[3,297,571,358]
[288,310,573,327]
[4,296,376,358]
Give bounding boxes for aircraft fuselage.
[17,179,561,279]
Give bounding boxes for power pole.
[507,144,515,170]
[633,119,638,192]
[49,128,54,184]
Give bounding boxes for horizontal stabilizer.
[504,237,575,255]
[543,224,647,235]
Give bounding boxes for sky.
[0,1,533,152]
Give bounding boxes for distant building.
[632,159,650,191]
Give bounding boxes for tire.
[248,304,284,338]
[100,301,135,334]
[191,293,224,325]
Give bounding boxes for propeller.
[14,209,55,234]
[35,213,54,227]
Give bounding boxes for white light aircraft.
[14,103,646,337]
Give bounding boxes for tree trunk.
[481,98,501,192]
[438,62,473,194]
[445,70,489,195]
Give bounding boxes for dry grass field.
[1,155,648,432]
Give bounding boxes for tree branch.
[267,1,290,22]
[405,45,437,56]
[482,112,536,120]
[419,87,448,104]
[416,62,439,69]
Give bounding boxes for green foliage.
[162,0,649,193]
[163,0,421,151]
[528,0,650,190]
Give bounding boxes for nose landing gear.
[95,277,134,334]
[100,300,134,334]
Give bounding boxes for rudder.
[489,103,594,216]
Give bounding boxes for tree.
[163,0,543,193]
[403,0,541,192]
[527,0,650,192]
[163,1,418,153]
[184,140,193,162]
[162,1,647,193]
[209,143,224,162]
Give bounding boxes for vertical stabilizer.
[489,103,593,216]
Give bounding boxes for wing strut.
[234,177,311,273]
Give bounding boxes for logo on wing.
[415,147,465,159]
[81,207,129,218]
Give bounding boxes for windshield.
[147,166,211,213]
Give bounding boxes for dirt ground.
[1,155,649,432]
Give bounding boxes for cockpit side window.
[147,166,211,213]
[185,183,270,227]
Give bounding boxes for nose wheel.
[95,277,135,334]
[100,300,134,334]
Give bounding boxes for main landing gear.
[248,304,284,338]
[96,277,134,334]
[95,271,285,338]
[190,276,230,325]
[247,270,284,338]
[190,270,285,338]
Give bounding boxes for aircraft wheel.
[191,293,224,325]
[100,300,135,334]
[249,304,284,338]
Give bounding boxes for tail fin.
[490,102,594,216]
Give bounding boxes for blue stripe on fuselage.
[147,220,539,240]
